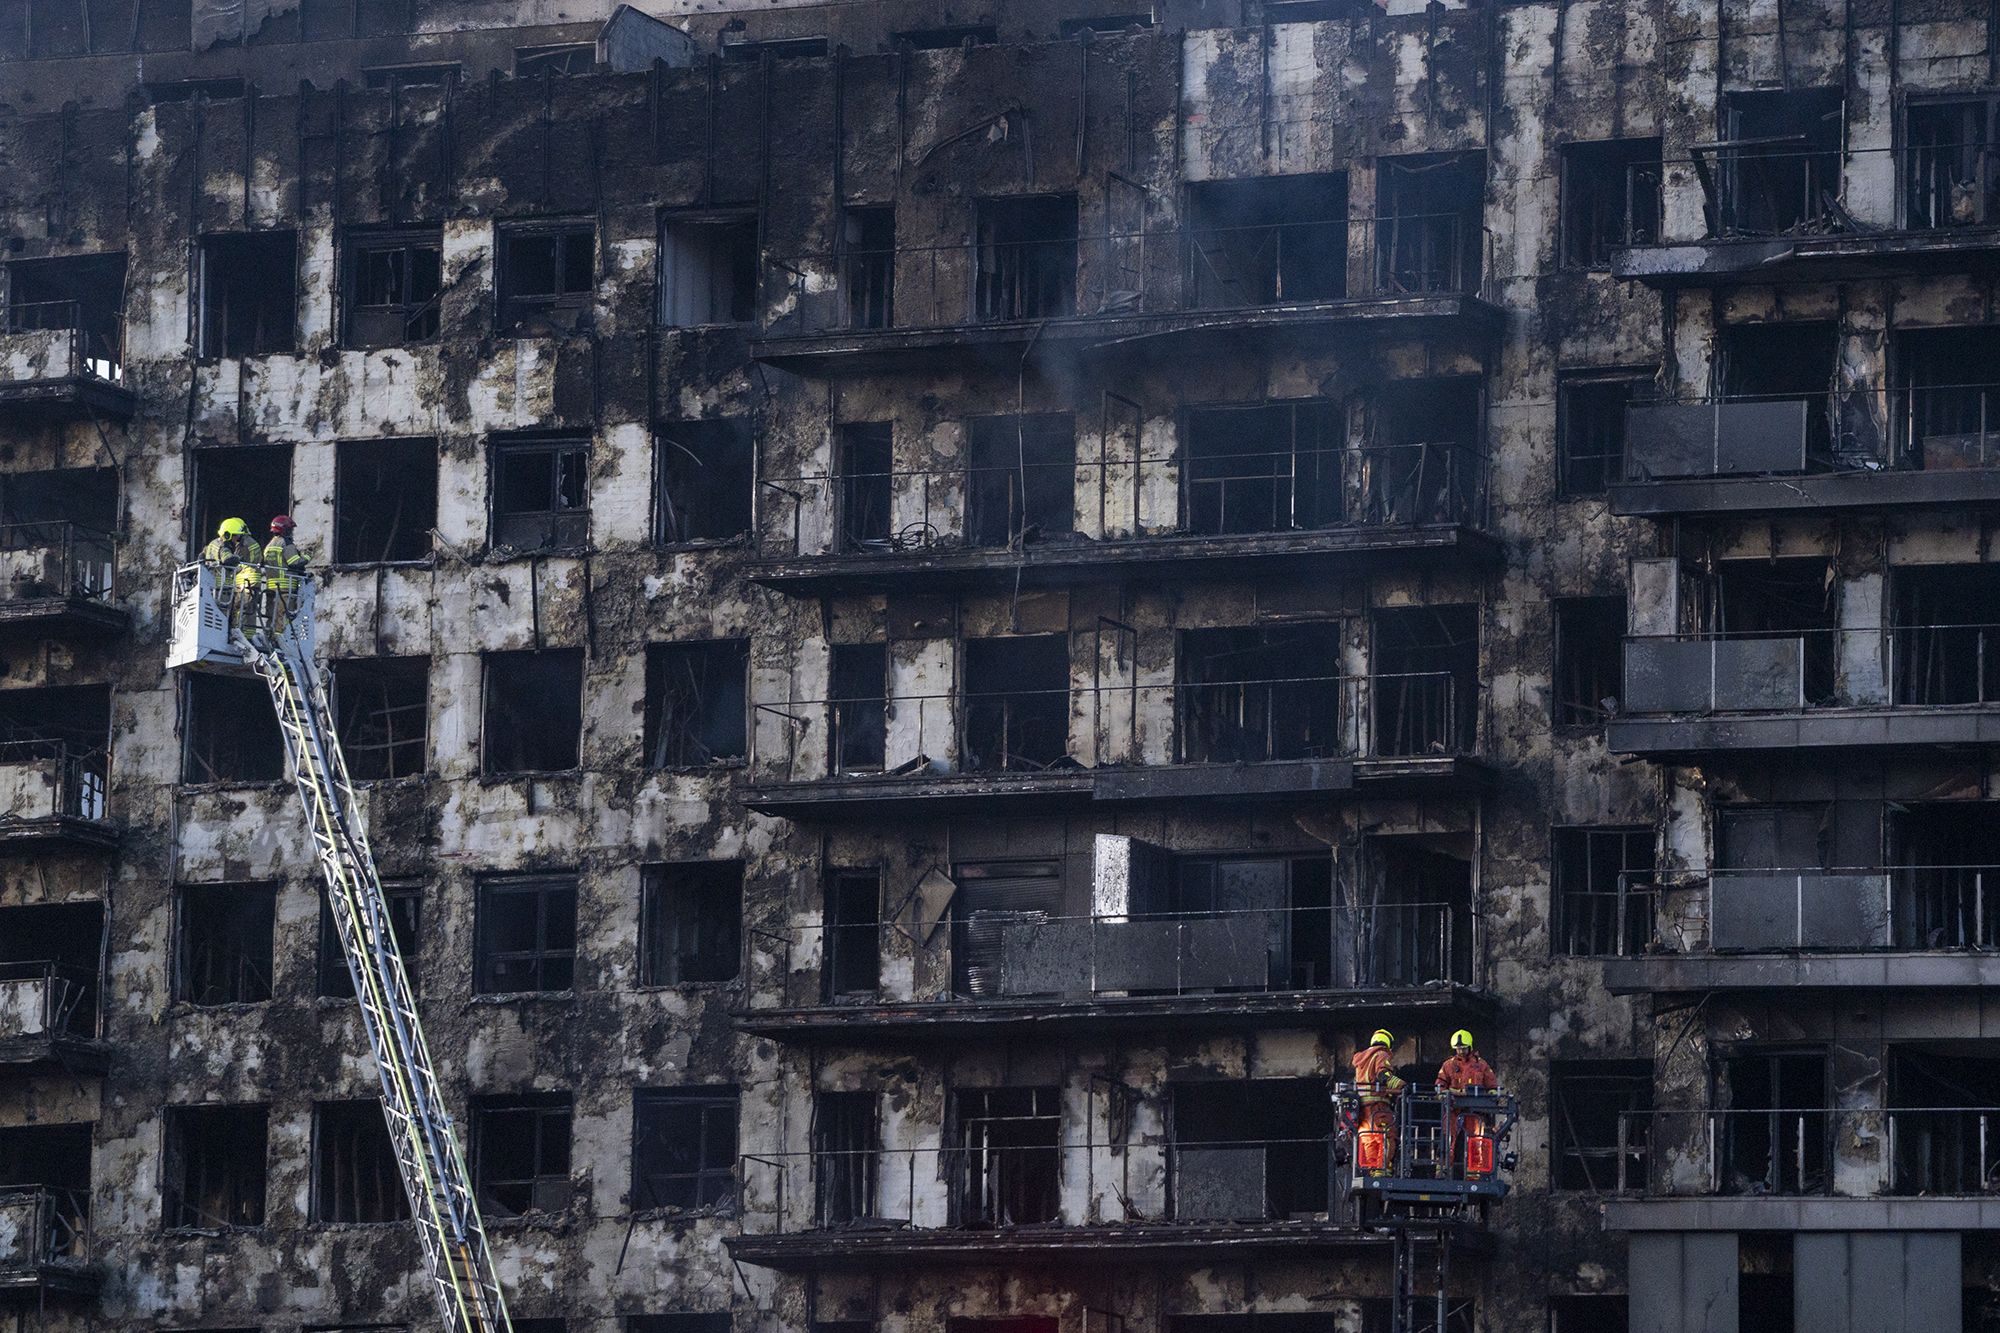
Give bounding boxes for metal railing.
[0,742,108,822]
[1621,624,2000,716]
[1,301,123,382]
[0,960,97,1041]
[0,521,117,604]
[1624,385,2000,481]
[1615,865,2000,955]
[748,900,1469,1010]
[752,670,1469,783]
[0,1186,91,1270]
[1556,876,1657,958]
[1615,1106,2000,1198]
[762,211,1487,337]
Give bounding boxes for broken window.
[497,222,594,335]
[951,1087,1059,1225]
[0,901,103,1039]
[1549,1297,1627,1333]
[1712,89,1843,237]
[312,1100,409,1224]
[951,860,1062,997]
[0,683,109,818]
[1554,596,1625,728]
[1552,826,1655,958]
[332,657,429,781]
[472,1092,572,1218]
[1717,321,1840,463]
[1355,836,1474,985]
[1897,327,2000,468]
[491,436,589,552]
[840,206,895,329]
[0,1123,90,1263]
[1888,803,2000,950]
[175,882,276,1006]
[1557,371,1648,496]
[1186,173,1347,307]
[1171,1080,1333,1220]
[827,643,888,774]
[659,216,758,327]
[515,43,595,76]
[813,1090,878,1224]
[1721,1049,1828,1195]
[894,24,995,49]
[6,253,125,378]
[965,413,1076,548]
[183,673,285,783]
[822,869,881,1000]
[1177,624,1345,763]
[1893,565,2000,706]
[632,1088,738,1211]
[318,881,421,998]
[630,1318,731,1333]
[165,1104,267,1229]
[837,422,895,551]
[1375,152,1484,294]
[199,232,297,357]
[363,63,460,92]
[189,443,291,560]
[1550,1060,1651,1192]
[1371,605,1478,755]
[721,36,828,61]
[334,437,437,564]
[1366,378,1483,525]
[643,641,748,768]
[474,874,577,995]
[343,228,442,347]
[1737,1236,1795,1330]
[1561,139,1662,268]
[1060,15,1152,35]
[656,419,754,545]
[961,635,1070,773]
[1,466,118,550]
[482,650,583,775]
[975,195,1078,322]
[1906,97,2000,228]
[1260,1,1358,21]
[640,862,743,985]
[1711,557,1838,705]
[1183,400,1343,534]
[1888,1047,2000,1193]
[1171,855,1334,989]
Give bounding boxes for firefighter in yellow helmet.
[202,518,259,628]
[1437,1029,1497,1175]
[1351,1028,1406,1175]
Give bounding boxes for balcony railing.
[0,1186,90,1271]
[0,961,98,1043]
[1624,386,2000,482]
[0,521,117,605]
[0,743,108,823]
[751,670,1470,783]
[1614,1106,2000,1198]
[1613,865,2000,956]
[1621,624,2000,716]
[762,212,1487,337]
[1,302,123,383]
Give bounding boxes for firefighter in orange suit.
[1437,1028,1497,1175]
[1352,1028,1406,1175]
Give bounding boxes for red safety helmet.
[269,514,295,536]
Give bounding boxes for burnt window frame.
[196,231,298,359]
[470,1091,574,1219]
[655,418,755,548]
[173,881,278,1008]
[309,1098,410,1225]
[1559,138,1663,270]
[1557,369,1651,498]
[1551,825,1656,959]
[163,1103,268,1232]
[949,1085,1062,1226]
[514,43,595,76]
[720,36,828,61]
[332,436,438,566]
[631,1086,740,1214]
[341,226,444,348]
[839,206,896,330]
[1181,398,1345,536]
[959,634,1072,774]
[1904,94,2000,230]
[362,62,461,92]
[963,412,1078,548]
[330,655,430,782]
[495,220,595,335]
[973,194,1080,323]
[489,435,591,554]
[639,861,745,987]
[480,648,585,777]
[642,640,750,770]
[472,873,579,996]
[316,879,423,999]
[1549,1059,1652,1194]
[657,212,761,329]
[822,866,882,1001]
[629,1318,733,1333]
[1552,595,1627,730]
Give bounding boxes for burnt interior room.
[1705,557,1838,703]
[332,656,430,781]
[813,1089,879,1224]
[498,221,594,334]
[951,1086,1060,1226]
[1905,96,2000,228]
[5,254,126,370]
[1737,1233,1797,1329]
[1892,565,2000,705]
[1185,172,1349,307]
[334,438,438,564]
[1183,399,1343,535]
[1888,1045,2000,1194]
[657,419,754,545]
[0,682,111,799]
[642,641,749,769]
[343,228,443,347]
[1717,321,1842,461]
[1368,377,1481,524]
[189,445,292,558]
[1715,88,1844,236]
[1718,1048,1829,1195]
[1374,152,1484,294]
[198,232,297,358]
[0,467,117,536]
[182,672,284,784]
[0,1122,92,1247]
[839,205,896,329]
[964,414,1077,548]
[175,881,277,1007]
[1890,803,2000,950]
[836,422,895,550]
[1561,138,1663,268]
[483,650,584,775]
[0,900,104,1035]
[1176,623,1346,763]
[974,194,1078,322]
[1370,605,1477,754]
[828,642,887,773]
[1165,853,1334,991]
[1171,1079,1333,1220]
[950,858,1063,998]
[491,436,589,552]
[960,634,1069,772]
[1896,326,2000,465]
[1356,835,1473,986]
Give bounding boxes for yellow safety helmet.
[218,517,249,538]
[1370,1028,1395,1048]
[1450,1029,1475,1051]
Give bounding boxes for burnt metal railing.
[0,742,109,823]
[1612,865,2000,956]
[0,960,97,1042]
[0,521,118,604]
[0,1186,91,1270]
[1621,624,2000,716]
[1616,1106,2000,1197]
[2,301,124,383]
[1624,385,2000,481]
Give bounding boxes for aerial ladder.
[170,563,512,1333]
[1331,1081,1520,1333]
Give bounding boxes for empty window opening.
[1060,16,1152,36]
[1552,826,1654,958]
[165,1104,267,1229]
[0,1122,90,1261]
[1712,89,1844,237]
[837,422,896,551]
[0,901,104,1038]
[641,862,743,985]
[1183,400,1342,535]
[175,882,276,1006]
[0,683,109,818]
[1718,321,1840,461]
[1171,1080,1332,1220]
[362,63,459,92]
[1897,327,2000,468]
[514,43,595,76]
[1887,1048,2000,1193]
[951,860,1063,998]
[199,232,296,357]
[491,437,588,552]
[183,672,285,783]
[1561,139,1662,268]
[1892,564,2000,706]
[656,419,753,545]
[828,643,887,773]
[1737,1235,1795,1330]
[472,1092,572,1218]
[965,413,1076,548]
[1549,1296,1628,1333]
[1709,557,1839,705]
[1375,152,1484,294]
[1557,371,1647,496]
[1888,803,2000,950]
[1354,836,1474,985]
[343,229,442,347]
[332,657,428,781]
[1178,624,1345,763]
[318,881,421,998]
[952,1087,1059,1225]
[1367,377,1482,524]
[631,1318,731,1333]
[1,466,117,540]
[1371,605,1478,755]
[659,216,758,328]
[1550,1060,1651,1192]
[975,196,1078,322]
[894,24,995,49]
[1171,1319,1334,1333]
[961,635,1069,773]
[1721,1049,1829,1195]
[814,1089,879,1224]
[6,254,125,378]
[312,1100,409,1224]
[643,641,748,768]
[474,875,577,995]
[511,1322,568,1333]
[721,36,828,61]
[497,222,593,335]
[334,438,437,564]
[822,869,881,1000]
[1260,1,1359,21]
[1358,1302,1475,1333]
[841,206,895,329]
[1554,596,1625,727]
[1168,854,1334,990]
[1186,173,1347,307]
[633,1087,738,1211]
[189,443,291,560]
[1906,97,2000,229]
[482,649,583,776]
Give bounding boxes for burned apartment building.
[11,0,2000,1331]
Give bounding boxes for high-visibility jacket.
[261,536,309,591]
[1353,1045,1405,1105]
[202,535,257,569]
[1437,1051,1497,1095]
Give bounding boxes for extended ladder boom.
[244,599,511,1333]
